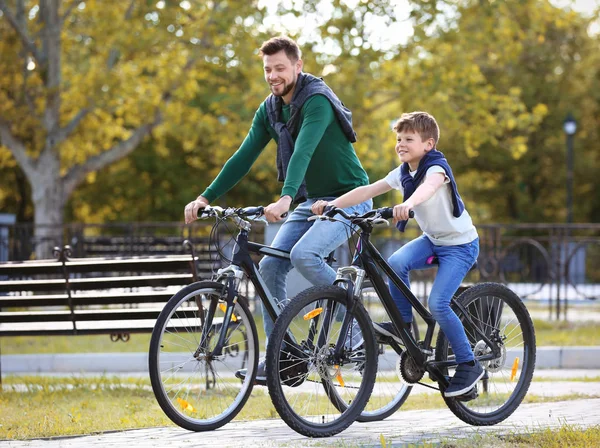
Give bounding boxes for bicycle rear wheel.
[149,281,259,431]
[435,282,536,425]
[266,285,378,437]
[352,283,413,421]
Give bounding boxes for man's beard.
[272,77,296,97]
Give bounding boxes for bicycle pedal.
[455,387,478,402]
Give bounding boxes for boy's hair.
[393,111,440,145]
[259,36,302,62]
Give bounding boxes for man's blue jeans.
[388,235,480,364]
[259,197,372,342]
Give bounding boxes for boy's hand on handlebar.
[393,202,414,222]
[265,196,292,223]
[184,196,209,224]
[311,200,330,216]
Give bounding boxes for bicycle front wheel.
[149,281,259,431]
[435,282,536,425]
[266,285,378,437]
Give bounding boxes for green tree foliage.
[1,0,598,238]
[0,0,269,255]
[424,0,600,223]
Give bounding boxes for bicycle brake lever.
[309,215,334,222]
[372,218,390,226]
[254,215,269,225]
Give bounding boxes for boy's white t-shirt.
[384,165,478,246]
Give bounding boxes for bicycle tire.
[434,282,536,425]
[149,280,259,431]
[266,285,378,437]
[349,283,413,421]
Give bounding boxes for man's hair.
[393,111,440,145]
[259,36,302,62]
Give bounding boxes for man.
[184,36,371,383]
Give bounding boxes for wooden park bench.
[0,241,222,377]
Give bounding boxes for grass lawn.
[0,316,268,355]
[2,314,598,355]
[1,376,598,440]
[434,425,600,448]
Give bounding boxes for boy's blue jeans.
[259,197,372,342]
[388,235,480,364]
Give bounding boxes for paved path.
[2,370,599,447]
[1,398,599,448]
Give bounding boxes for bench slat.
[0,274,194,292]
[0,316,230,336]
[0,291,177,308]
[0,308,166,322]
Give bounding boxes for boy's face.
[395,130,435,170]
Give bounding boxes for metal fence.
[1,219,598,320]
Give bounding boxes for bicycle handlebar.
[319,206,413,221]
[197,205,288,220]
[310,206,414,226]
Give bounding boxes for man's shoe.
[372,321,403,345]
[444,360,484,397]
[235,359,267,386]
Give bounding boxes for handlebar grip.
[239,206,264,217]
[378,208,414,219]
[379,207,393,219]
[323,205,337,217]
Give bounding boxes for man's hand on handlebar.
[265,195,292,223]
[311,200,332,216]
[184,196,209,224]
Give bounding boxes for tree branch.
[107,0,136,70]
[62,110,162,196]
[55,107,93,146]
[39,1,62,138]
[60,0,79,23]
[0,116,36,179]
[14,0,39,118]
[0,0,42,63]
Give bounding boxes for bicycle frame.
[349,224,499,385]
[201,224,288,357]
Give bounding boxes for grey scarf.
[265,72,357,204]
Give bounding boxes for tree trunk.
[31,152,65,260]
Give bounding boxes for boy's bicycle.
[148,205,376,435]
[266,206,536,433]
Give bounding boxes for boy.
[311,111,481,398]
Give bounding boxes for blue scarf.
[396,149,465,232]
[265,72,357,204]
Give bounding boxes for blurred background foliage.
[0,0,598,226]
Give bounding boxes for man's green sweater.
[201,94,368,202]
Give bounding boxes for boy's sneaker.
[235,359,267,386]
[444,360,484,397]
[372,321,403,345]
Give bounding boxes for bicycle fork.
[194,266,244,359]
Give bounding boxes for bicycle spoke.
[436,284,535,425]
[150,283,258,431]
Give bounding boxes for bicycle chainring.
[397,351,425,384]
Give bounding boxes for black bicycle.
[267,206,536,431]
[149,205,375,435]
